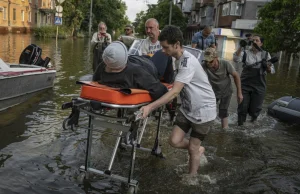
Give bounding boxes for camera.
[239,39,247,48]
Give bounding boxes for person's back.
[93,41,168,100]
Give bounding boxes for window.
[230,2,242,16]
[256,6,263,19]
[13,8,16,20]
[21,10,24,21]
[3,7,7,20]
[222,3,230,16]
[28,11,31,22]
[200,7,206,17]
[35,12,37,24]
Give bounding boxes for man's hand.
[237,93,243,104]
[266,62,272,73]
[140,105,152,119]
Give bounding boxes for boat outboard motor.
[19,44,51,67]
[267,96,300,124]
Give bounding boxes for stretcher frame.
[62,96,165,193]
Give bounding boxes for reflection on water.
[0,34,300,194]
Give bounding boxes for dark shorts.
[216,95,232,119]
[174,111,214,141]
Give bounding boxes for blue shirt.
[191,31,215,50]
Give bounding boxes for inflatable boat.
[267,96,300,124]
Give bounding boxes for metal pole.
[89,0,93,37]
[168,0,172,25]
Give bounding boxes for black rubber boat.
[267,96,300,124]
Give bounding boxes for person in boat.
[91,21,112,72]
[118,24,136,49]
[233,35,275,126]
[140,25,216,175]
[139,18,161,56]
[93,41,168,100]
[191,25,216,51]
[202,47,243,129]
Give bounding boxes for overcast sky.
[124,0,158,22]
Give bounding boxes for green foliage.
[92,0,130,36]
[134,0,187,36]
[33,26,73,38]
[60,0,87,36]
[254,0,300,56]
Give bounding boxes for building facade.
[0,0,55,34]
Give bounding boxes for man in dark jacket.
[93,41,168,100]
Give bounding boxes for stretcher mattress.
[78,81,172,105]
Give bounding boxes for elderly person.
[93,41,168,100]
[139,18,161,55]
[202,47,243,129]
[91,21,112,46]
[91,21,112,72]
[191,25,216,50]
[233,35,275,126]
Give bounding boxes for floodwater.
[0,34,300,194]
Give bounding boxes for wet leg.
[169,125,189,149]
[188,137,203,175]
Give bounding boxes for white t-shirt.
[175,50,216,124]
[139,37,161,55]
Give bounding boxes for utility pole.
[89,0,93,37]
[168,0,172,25]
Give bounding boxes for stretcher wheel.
[78,172,86,183]
[127,185,138,194]
[62,118,71,130]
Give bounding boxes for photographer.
[91,22,112,72]
[233,35,275,126]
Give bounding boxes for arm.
[106,33,112,44]
[191,33,198,48]
[91,32,98,44]
[231,71,243,104]
[233,47,244,63]
[140,81,184,118]
[266,53,275,74]
[135,68,168,100]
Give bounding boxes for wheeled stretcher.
[61,81,173,193]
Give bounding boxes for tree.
[134,0,187,36]
[92,0,130,37]
[254,0,300,57]
[60,0,88,36]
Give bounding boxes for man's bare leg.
[221,117,229,129]
[169,125,189,149]
[188,137,205,175]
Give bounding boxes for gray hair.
[203,25,212,31]
[145,18,159,26]
[98,21,107,30]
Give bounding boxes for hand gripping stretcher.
[61,81,173,194]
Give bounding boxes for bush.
[33,26,73,38]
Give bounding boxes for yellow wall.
[0,0,54,33]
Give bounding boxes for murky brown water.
[0,34,300,194]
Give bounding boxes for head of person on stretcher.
[92,41,168,100]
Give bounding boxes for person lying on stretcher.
[92,41,168,100]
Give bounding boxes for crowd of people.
[90,19,275,175]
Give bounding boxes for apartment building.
[177,0,271,59]
[0,0,55,34]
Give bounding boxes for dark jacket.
[93,63,168,100]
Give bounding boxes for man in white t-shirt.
[139,18,161,55]
[140,25,216,175]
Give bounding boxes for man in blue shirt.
[191,26,216,50]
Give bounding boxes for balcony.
[231,19,259,30]
[182,0,193,13]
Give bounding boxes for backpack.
[19,44,50,67]
[128,55,159,79]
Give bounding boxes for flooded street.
[0,34,300,194]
